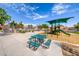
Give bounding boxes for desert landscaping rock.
[61,43,79,56]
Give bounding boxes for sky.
[0,3,79,27]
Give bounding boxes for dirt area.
[39,32,79,44]
[39,32,79,56]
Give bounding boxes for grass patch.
[72,32,79,34]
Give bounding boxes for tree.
[27,24,33,32]
[0,8,11,26]
[37,25,42,30]
[18,21,24,29]
[41,24,48,29]
[41,24,49,34]
[10,21,17,32]
[10,21,16,28]
[74,22,79,31]
[0,24,2,30]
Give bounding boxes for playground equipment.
[51,29,70,36]
[59,29,70,36]
[47,17,73,36]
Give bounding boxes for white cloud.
[52,4,70,15]
[32,13,48,20]
[25,12,48,20]
[9,4,48,20]
[0,3,48,20]
[11,4,39,13]
[29,6,39,11]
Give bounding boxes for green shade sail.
[47,17,74,24]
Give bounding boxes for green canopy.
[47,17,74,24]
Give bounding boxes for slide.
[59,29,70,36]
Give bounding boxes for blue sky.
[0,3,79,27]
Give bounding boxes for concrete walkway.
[0,32,63,56]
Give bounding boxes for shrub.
[18,30,26,33]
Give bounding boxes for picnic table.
[28,41,40,48]
[31,34,46,41]
[28,34,46,50]
[42,40,51,48]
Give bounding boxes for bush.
[18,30,26,33]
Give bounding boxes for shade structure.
[47,17,74,24]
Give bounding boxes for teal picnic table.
[29,41,40,48]
[31,34,46,43]
[43,40,51,48]
[28,34,46,50]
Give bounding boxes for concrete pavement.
[0,32,63,56]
